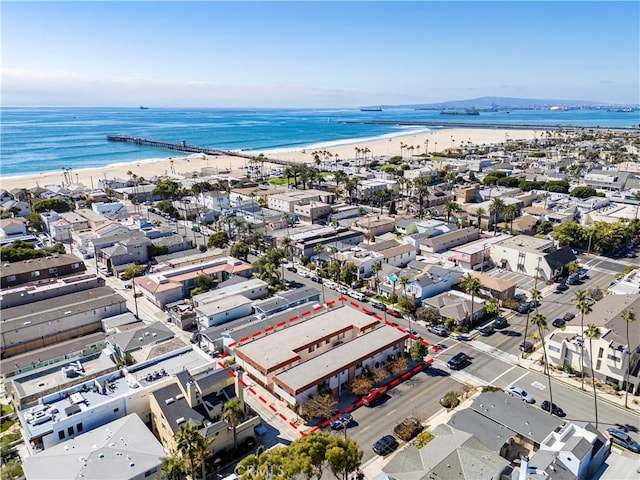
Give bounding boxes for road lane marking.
[410,377,449,402]
[510,371,530,386]
[490,366,516,385]
[360,426,370,434]
[385,409,397,416]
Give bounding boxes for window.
[6,275,16,282]
[114,408,120,413]
[607,354,619,361]
[309,345,315,353]
[68,426,74,436]
[72,263,79,269]
[549,345,560,353]
[325,339,330,345]
[337,332,345,340]
[144,467,158,477]
[49,268,58,274]
[77,423,83,432]
[31,271,41,278]
[58,431,65,440]
[598,348,604,358]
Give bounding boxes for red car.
[363,387,388,407]
[387,309,403,318]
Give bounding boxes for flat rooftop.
[234,307,379,372]
[20,346,212,440]
[275,326,407,392]
[495,235,553,253]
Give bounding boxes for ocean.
[1,107,638,178]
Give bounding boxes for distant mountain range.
[376,96,636,110]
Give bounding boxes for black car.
[479,324,495,336]
[372,435,399,456]
[329,413,353,430]
[552,318,566,328]
[562,312,576,322]
[286,266,297,273]
[519,341,534,353]
[493,317,508,329]
[517,302,532,314]
[541,401,566,417]
[311,276,323,284]
[371,301,387,311]
[447,352,469,370]
[555,283,569,292]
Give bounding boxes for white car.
[298,270,310,278]
[323,281,337,290]
[505,385,535,403]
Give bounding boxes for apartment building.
[1,254,87,289]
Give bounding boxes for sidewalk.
[527,349,640,414]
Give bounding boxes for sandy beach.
[0,128,540,191]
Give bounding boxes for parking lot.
[486,268,545,293]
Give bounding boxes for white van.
[349,291,366,301]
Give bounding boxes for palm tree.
[461,274,481,327]
[175,423,207,480]
[585,323,602,429]
[413,177,430,218]
[343,177,358,203]
[158,453,187,480]
[334,170,346,196]
[475,207,486,229]
[222,398,246,451]
[444,201,461,223]
[398,276,411,309]
[503,204,519,234]
[531,311,554,415]
[575,290,592,390]
[622,309,636,408]
[489,198,505,235]
[522,288,541,357]
[371,260,382,289]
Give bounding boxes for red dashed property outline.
[217,299,436,436]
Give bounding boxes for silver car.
[505,385,535,403]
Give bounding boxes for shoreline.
[0,127,541,191]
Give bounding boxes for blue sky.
[2,1,638,107]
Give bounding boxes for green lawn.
[269,178,289,186]
[0,419,15,433]
[0,405,13,417]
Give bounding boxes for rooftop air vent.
[165,398,175,405]
[176,417,185,425]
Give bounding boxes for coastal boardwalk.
[106,135,301,167]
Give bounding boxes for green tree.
[157,453,187,480]
[410,340,428,361]
[156,199,177,216]
[340,262,357,286]
[26,211,45,231]
[474,207,486,228]
[371,260,382,288]
[567,261,581,274]
[230,241,250,260]
[575,290,592,390]
[416,306,441,325]
[531,312,554,416]
[207,231,229,248]
[503,204,520,234]
[444,201,461,223]
[398,275,411,308]
[325,436,363,480]
[147,244,169,259]
[489,197,505,235]
[485,298,500,317]
[174,423,208,480]
[121,265,147,280]
[222,398,246,451]
[585,323,601,429]
[522,288,541,357]
[33,198,74,213]
[460,274,481,327]
[570,186,598,198]
[622,309,636,408]
[152,179,180,199]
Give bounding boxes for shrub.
[440,391,460,409]
[414,430,435,449]
[482,385,503,393]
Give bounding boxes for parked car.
[479,324,495,336]
[371,301,387,311]
[387,309,403,319]
[406,328,422,339]
[541,401,566,417]
[393,417,424,441]
[323,280,337,289]
[578,268,589,280]
[606,428,640,453]
[505,385,535,403]
[552,318,566,328]
[372,435,399,456]
[336,286,348,295]
[555,282,569,292]
[567,272,580,285]
[427,325,450,337]
[329,413,353,430]
[517,302,532,314]
[124,283,133,289]
[493,317,508,329]
[286,266,298,273]
[311,275,323,284]
[447,352,469,370]
[298,270,310,278]
[519,341,534,353]
[363,387,387,407]
[562,312,576,322]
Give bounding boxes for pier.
[106,135,301,167]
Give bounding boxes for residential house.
[424,290,486,326]
[545,294,640,395]
[489,235,577,280]
[355,178,398,202]
[135,256,253,308]
[267,189,335,214]
[420,227,480,254]
[293,227,363,259]
[252,286,321,318]
[149,367,260,457]
[22,414,167,480]
[403,166,438,181]
[1,200,30,217]
[448,234,508,271]
[192,278,269,308]
[234,306,407,404]
[195,295,254,328]
[1,274,103,309]
[468,271,517,303]
[502,214,539,234]
[97,236,153,271]
[1,254,87,289]
[106,321,175,362]
[16,345,214,453]
[583,170,631,192]
[404,265,464,305]
[197,190,231,212]
[455,184,481,203]
[113,184,161,203]
[229,187,285,207]
[0,189,15,203]
[0,217,28,238]
[91,201,128,218]
[1,286,126,358]
[379,424,509,480]
[351,215,396,240]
